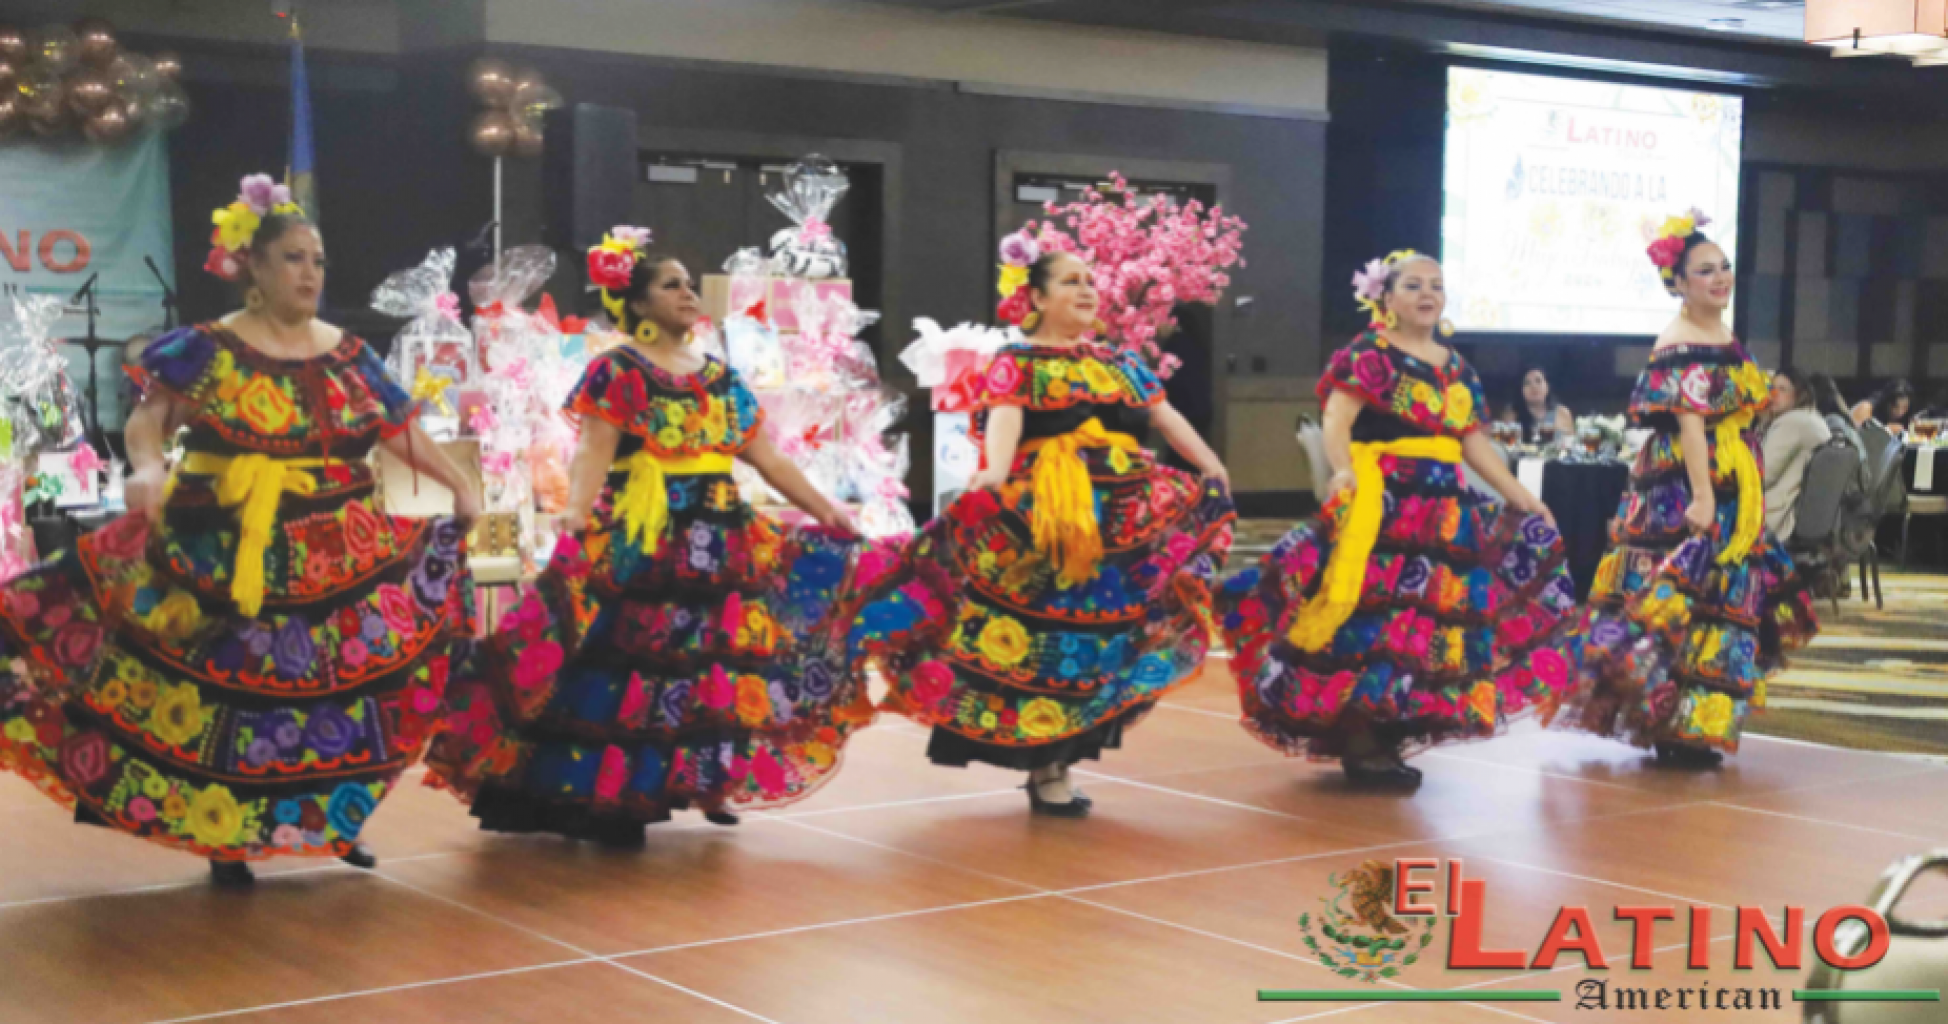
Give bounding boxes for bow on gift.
[434,292,462,323]
[412,370,456,416]
[67,445,104,480]
[536,294,589,336]
[797,217,833,245]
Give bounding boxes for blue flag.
[286,16,316,221]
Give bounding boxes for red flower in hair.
[1646,236,1685,271]
[996,286,1031,326]
[204,247,242,282]
[588,247,637,291]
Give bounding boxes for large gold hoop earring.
[1021,311,1042,332]
[1438,318,1456,338]
[1379,308,1399,330]
[634,321,661,345]
[245,287,265,313]
[1091,319,1108,336]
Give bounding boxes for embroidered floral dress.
[1551,344,1817,753]
[848,343,1235,770]
[424,347,879,834]
[1219,331,1581,759]
[0,325,474,862]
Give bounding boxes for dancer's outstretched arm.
[743,432,857,537]
[1151,401,1229,493]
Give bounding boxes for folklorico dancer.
[848,238,1235,816]
[1549,211,1817,765]
[0,174,481,885]
[1219,252,1581,788]
[424,231,883,846]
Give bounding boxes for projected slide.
[1443,68,1743,335]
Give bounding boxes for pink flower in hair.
[998,230,1040,267]
[610,225,653,250]
[1351,259,1391,304]
[239,174,279,214]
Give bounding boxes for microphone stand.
[145,256,179,330]
[59,273,112,454]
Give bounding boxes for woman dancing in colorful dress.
[1551,213,1817,765]
[425,234,879,845]
[0,176,481,885]
[849,241,1235,816]
[1219,252,1581,788]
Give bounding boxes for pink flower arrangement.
[1014,172,1247,377]
[240,174,294,215]
[609,225,653,250]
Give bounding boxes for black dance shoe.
[1342,757,1424,789]
[209,860,255,887]
[704,810,741,827]
[1026,781,1091,818]
[339,843,378,870]
[1654,742,1723,769]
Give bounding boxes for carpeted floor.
[1228,520,1948,757]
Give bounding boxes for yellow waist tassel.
[1016,418,1143,587]
[611,451,734,552]
[1287,436,1463,653]
[1710,409,1764,566]
[180,452,330,618]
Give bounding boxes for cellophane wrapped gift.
[371,248,473,438]
[0,293,87,458]
[766,156,849,279]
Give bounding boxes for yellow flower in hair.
[597,233,637,256]
[997,263,1029,298]
[1659,214,1696,241]
[212,202,261,252]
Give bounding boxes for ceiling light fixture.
[1805,1,1948,65]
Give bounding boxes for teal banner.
[0,129,176,428]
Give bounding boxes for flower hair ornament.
[1352,249,1451,335]
[204,174,305,283]
[1646,208,1711,291]
[996,229,1041,331]
[586,225,656,340]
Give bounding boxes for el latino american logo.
[1260,859,1943,1011]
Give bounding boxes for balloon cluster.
[465,58,563,159]
[0,19,189,144]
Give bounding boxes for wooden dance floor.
[2,665,1944,1023]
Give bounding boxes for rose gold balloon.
[36,24,76,71]
[513,82,563,127]
[511,65,546,93]
[148,80,189,129]
[74,17,117,69]
[29,100,69,136]
[109,53,156,97]
[0,95,21,139]
[20,66,62,116]
[512,117,543,158]
[467,57,515,108]
[0,26,27,65]
[469,109,515,157]
[84,99,131,142]
[65,70,114,115]
[151,50,182,80]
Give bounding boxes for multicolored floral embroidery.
[566,348,761,458]
[0,327,472,861]
[1220,333,1579,760]
[1320,331,1489,439]
[424,359,886,827]
[1551,343,1817,754]
[853,344,1235,753]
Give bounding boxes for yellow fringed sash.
[180,452,332,618]
[611,451,734,552]
[1287,436,1463,652]
[1706,408,1764,565]
[1016,417,1143,587]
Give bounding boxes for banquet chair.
[1853,435,1907,610]
[1295,417,1331,506]
[1788,442,1869,613]
[1897,435,1948,568]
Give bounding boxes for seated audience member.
[1763,367,1832,544]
